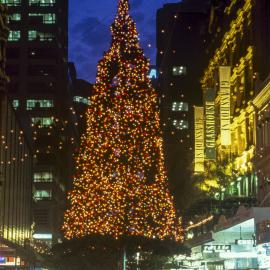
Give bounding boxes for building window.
[33,190,52,201]
[31,117,54,127]
[34,172,53,182]
[28,30,54,41]
[172,66,187,76]
[12,99,19,109]
[172,101,188,112]
[27,100,54,110]
[173,120,189,130]
[8,30,21,41]
[73,96,90,106]
[29,13,56,24]
[8,13,21,22]
[1,0,21,6]
[29,0,55,6]
[148,68,157,79]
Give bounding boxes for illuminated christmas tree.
[63,0,182,242]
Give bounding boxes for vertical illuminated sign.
[219,66,231,146]
[204,88,216,160]
[194,106,204,173]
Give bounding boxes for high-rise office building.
[156,0,210,207]
[1,0,77,245]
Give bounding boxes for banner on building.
[204,88,216,160]
[194,106,204,173]
[219,66,231,146]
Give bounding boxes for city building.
[156,0,210,207]
[194,0,270,202]
[1,0,78,245]
[0,3,34,267]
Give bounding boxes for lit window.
[148,68,157,79]
[31,117,54,127]
[29,0,55,6]
[173,120,189,130]
[33,190,52,200]
[34,172,53,182]
[8,13,21,22]
[12,99,19,109]
[172,102,188,112]
[29,13,56,24]
[1,0,21,6]
[172,66,187,76]
[8,31,21,41]
[27,99,54,110]
[28,30,54,41]
[73,96,90,106]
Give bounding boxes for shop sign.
[235,239,254,245]
[204,88,216,160]
[202,244,231,253]
[194,106,204,173]
[219,66,231,146]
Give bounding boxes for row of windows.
[33,190,52,200]
[34,172,53,182]
[31,117,54,127]
[73,96,90,106]
[1,0,55,7]
[172,101,188,112]
[13,99,54,110]
[8,30,55,41]
[173,119,189,130]
[8,13,55,24]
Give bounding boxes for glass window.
[8,13,21,22]
[148,68,157,79]
[73,96,90,106]
[33,190,52,200]
[28,30,55,41]
[31,117,54,127]
[12,99,19,109]
[8,30,21,41]
[172,101,188,112]
[27,99,53,110]
[1,0,21,6]
[29,13,56,24]
[173,120,189,130]
[29,0,55,6]
[172,66,187,76]
[34,172,53,182]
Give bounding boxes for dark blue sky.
[69,0,179,83]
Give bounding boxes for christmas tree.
[63,0,182,242]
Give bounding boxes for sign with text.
[204,88,216,160]
[194,106,204,173]
[219,66,231,146]
[202,245,231,253]
[235,239,254,245]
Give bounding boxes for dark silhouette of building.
[156,0,210,209]
[3,0,78,245]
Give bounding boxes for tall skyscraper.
[156,0,210,208]
[1,0,77,245]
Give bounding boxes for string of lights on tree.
[63,0,183,242]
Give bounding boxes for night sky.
[69,0,180,83]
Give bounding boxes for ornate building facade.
[195,0,270,201]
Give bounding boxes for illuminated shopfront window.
[29,13,56,24]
